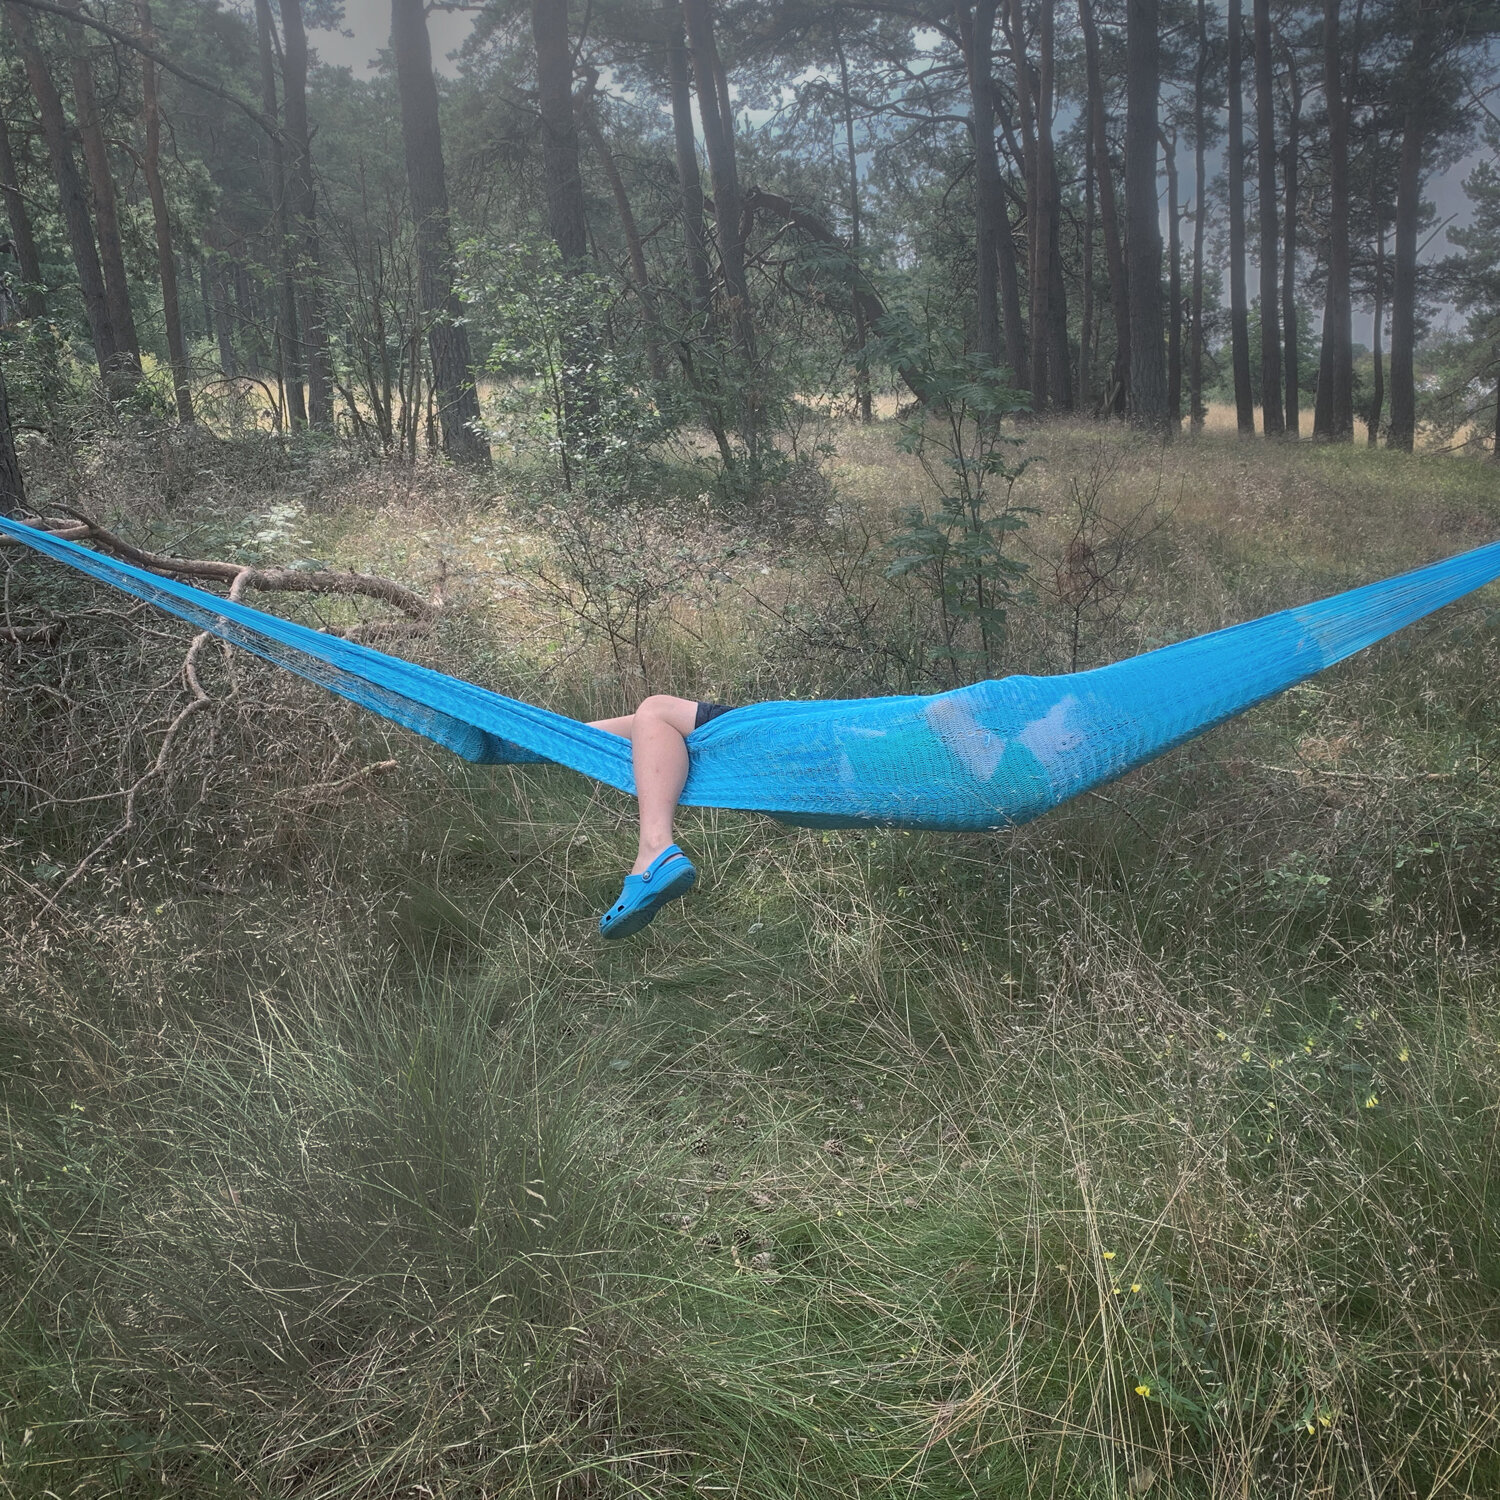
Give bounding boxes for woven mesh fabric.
[6,515,1499,831]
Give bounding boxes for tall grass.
[3,421,1500,1496]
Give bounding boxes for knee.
[635,694,681,721]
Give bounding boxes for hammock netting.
[5,514,1499,831]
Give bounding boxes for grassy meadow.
[3,414,1500,1497]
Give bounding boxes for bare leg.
[590,695,700,873]
[588,714,636,738]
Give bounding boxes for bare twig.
[50,630,215,902]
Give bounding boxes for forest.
[2,0,1500,471]
[4,0,1500,1495]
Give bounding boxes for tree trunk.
[532,0,602,475]
[1007,0,1044,402]
[198,255,215,346]
[681,0,761,456]
[835,32,871,422]
[1492,363,1500,459]
[137,0,193,423]
[0,356,25,514]
[391,0,489,464]
[1281,46,1300,435]
[1045,165,1072,409]
[1032,0,1068,408]
[1369,219,1384,444]
[1252,0,1282,435]
[1190,0,1207,430]
[959,0,1026,384]
[578,95,665,381]
[1162,127,1181,427]
[1125,0,1166,429]
[1079,125,1094,410]
[532,0,589,266]
[1079,0,1128,412]
[665,22,714,324]
[742,188,936,407]
[681,0,754,370]
[1227,0,1254,433]
[1387,111,1422,452]
[583,103,648,291]
[664,20,734,465]
[991,117,1030,391]
[1313,0,1353,438]
[210,254,238,376]
[5,3,118,382]
[279,0,332,429]
[233,258,261,376]
[0,110,44,318]
[256,0,304,427]
[62,0,142,385]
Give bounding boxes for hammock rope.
[4,514,1498,831]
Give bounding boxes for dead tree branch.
[50,629,214,901]
[0,620,62,643]
[23,511,441,634]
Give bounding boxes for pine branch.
[3,0,279,140]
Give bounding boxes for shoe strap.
[641,845,685,882]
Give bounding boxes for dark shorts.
[694,701,735,730]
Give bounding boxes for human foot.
[598,845,697,939]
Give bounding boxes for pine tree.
[1442,153,1500,457]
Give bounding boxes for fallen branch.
[7,524,426,912]
[0,620,62,644]
[50,629,215,903]
[272,758,399,807]
[25,511,440,632]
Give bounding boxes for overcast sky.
[310,0,475,76]
[311,1,1483,343]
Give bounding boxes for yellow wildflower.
[1135,1384,1151,1398]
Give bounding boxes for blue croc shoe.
[598,845,697,939]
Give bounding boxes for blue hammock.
[4,514,1499,831]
